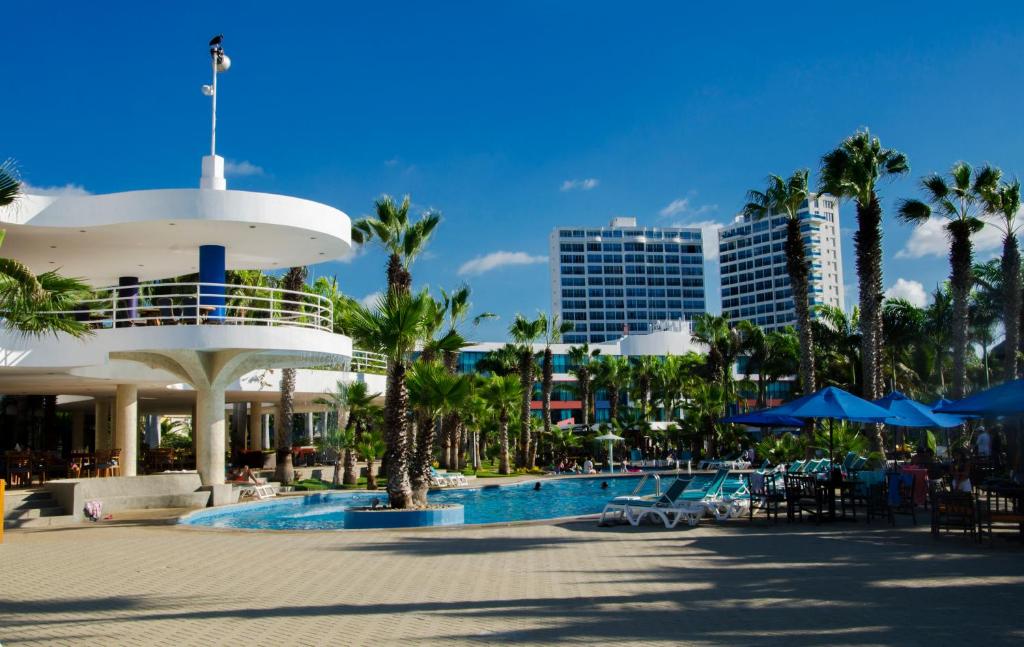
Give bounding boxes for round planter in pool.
[343,504,464,529]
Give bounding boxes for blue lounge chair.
[599,477,691,526]
[627,469,731,528]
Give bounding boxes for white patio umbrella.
[593,432,625,473]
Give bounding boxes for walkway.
[1,516,1021,645]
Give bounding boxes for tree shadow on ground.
[4,523,1023,645]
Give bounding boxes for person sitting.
[582,458,595,474]
[568,460,581,474]
[952,452,972,493]
[228,465,259,483]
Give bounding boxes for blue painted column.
[199,245,226,320]
[116,276,139,326]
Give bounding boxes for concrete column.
[94,399,111,450]
[71,411,86,451]
[304,412,314,445]
[196,385,226,485]
[249,403,262,450]
[115,384,138,477]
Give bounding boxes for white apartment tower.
[549,217,706,344]
[718,194,844,331]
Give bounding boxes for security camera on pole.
[200,34,231,190]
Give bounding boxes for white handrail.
[43,281,335,333]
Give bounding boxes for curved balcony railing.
[351,349,388,373]
[49,282,334,332]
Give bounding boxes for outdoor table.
[976,481,1024,543]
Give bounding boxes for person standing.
[976,426,992,459]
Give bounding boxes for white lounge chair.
[599,477,689,526]
[628,469,732,528]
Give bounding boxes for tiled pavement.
[1,513,1022,646]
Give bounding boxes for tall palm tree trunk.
[384,360,414,508]
[855,194,886,456]
[541,349,553,466]
[387,253,411,296]
[608,387,620,423]
[785,218,817,393]
[579,372,590,427]
[498,412,511,475]
[275,368,296,483]
[949,225,973,400]
[1003,233,1021,381]
[411,416,441,506]
[517,355,532,468]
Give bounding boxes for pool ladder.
[630,473,661,497]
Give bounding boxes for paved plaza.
[2,510,1022,646]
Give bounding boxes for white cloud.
[659,197,718,219]
[458,251,548,276]
[885,278,928,308]
[384,158,399,167]
[359,291,383,308]
[20,182,90,196]
[560,178,599,192]
[896,215,1003,259]
[224,160,264,177]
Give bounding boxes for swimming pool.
[180,474,674,530]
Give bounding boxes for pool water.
[181,474,676,530]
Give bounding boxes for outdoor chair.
[95,449,122,477]
[886,472,918,526]
[784,472,826,523]
[4,451,36,487]
[930,481,976,541]
[747,470,785,524]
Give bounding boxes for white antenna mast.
[200,34,231,190]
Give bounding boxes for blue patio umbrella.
[934,379,1024,416]
[874,391,964,428]
[721,411,806,427]
[764,386,894,463]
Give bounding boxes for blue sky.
[5,1,1024,341]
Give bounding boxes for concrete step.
[4,514,79,529]
[4,505,67,520]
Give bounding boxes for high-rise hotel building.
[550,217,706,344]
[718,193,844,331]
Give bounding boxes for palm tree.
[881,298,925,393]
[548,427,582,466]
[629,356,661,421]
[509,314,542,467]
[742,169,817,393]
[820,129,909,455]
[482,375,522,474]
[344,291,431,509]
[356,430,386,490]
[407,361,471,505]
[811,305,861,392]
[691,313,742,389]
[567,343,601,426]
[897,162,996,400]
[351,195,440,296]
[969,263,1002,389]
[317,425,356,488]
[0,161,92,338]
[315,380,379,486]
[923,285,953,392]
[594,355,630,424]
[737,321,798,407]
[475,344,520,377]
[274,265,308,484]
[537,313,573,464]
[437,285,495,469]
[980,174,1023,381]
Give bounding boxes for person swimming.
[533,482,542,491]
[600,481,609,489]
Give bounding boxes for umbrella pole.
[608,440,613,474]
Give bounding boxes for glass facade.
[552,220,706,344]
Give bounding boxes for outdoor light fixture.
[202,34,230,158]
